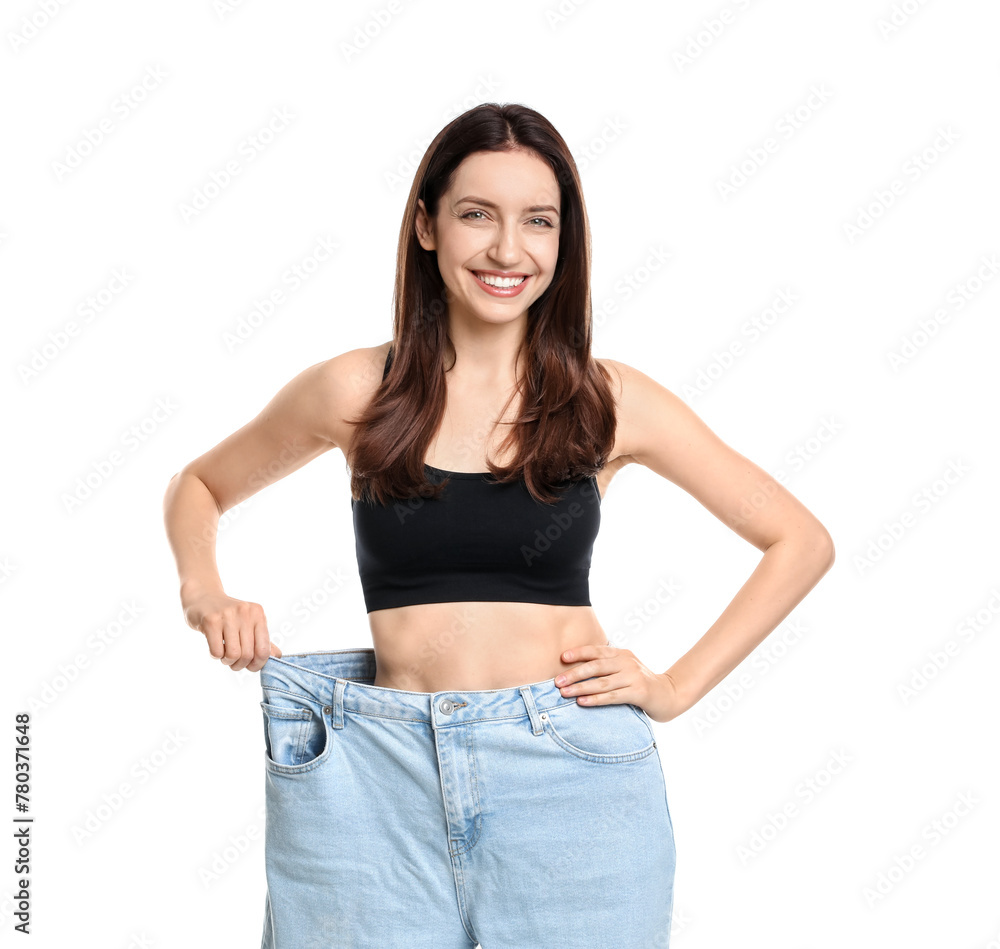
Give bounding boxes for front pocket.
[541,701,657,764]
[260,697,331,773]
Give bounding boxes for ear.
[415,198,436,251]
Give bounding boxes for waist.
[368,601,609,692]
[260,648,596,724]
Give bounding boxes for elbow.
[163,471,181,511]
[809,526,836,572]
[767,524,835,570]
[164,469,184,496]
[163,468,194,508]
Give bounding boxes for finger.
[557,657,611,690]
[561,643,612,664]
[203,621,225,662]
[563,663,628,695]
[566,671,626,700]
[221,615,243,667]
[231,622,258,672]
[246,616,272,673]
[574,685,633,707]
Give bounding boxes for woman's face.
[416,148,561,330]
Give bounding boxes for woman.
[164,102,834,948]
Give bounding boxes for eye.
[460,210,555,227]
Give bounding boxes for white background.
[3,0,999,946]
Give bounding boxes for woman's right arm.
[162,353,360,673]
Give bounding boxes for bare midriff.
[368,601,612,692]
[344,344,626,694]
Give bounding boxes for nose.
[488,222,523,267]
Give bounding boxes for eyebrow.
[454,195,560,216]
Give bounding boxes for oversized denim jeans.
[259,648,676,948]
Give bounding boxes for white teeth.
[476,272,526,288]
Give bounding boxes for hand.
[554,643,685,723]
[183,591,281,673]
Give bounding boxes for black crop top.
[350,348,602,613]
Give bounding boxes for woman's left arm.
[558,359,836,723]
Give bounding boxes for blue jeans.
[259,648,676,948]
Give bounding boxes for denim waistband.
[260,648,581,729]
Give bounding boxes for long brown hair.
[347,102,616,506]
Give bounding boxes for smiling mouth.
[473,271,529,289]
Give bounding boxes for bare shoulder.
[593,355,674,469]
[312,341,393,451]
[594,354,712,469]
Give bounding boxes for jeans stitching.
[331,697,580,726]
[450,725,483,857]
[262,713,333,775]
[260,685,316,704]
[542,706,658,764]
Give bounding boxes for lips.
[472,270,531,297]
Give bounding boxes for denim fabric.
[259,648,676,949]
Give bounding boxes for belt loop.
[519,685,544,736]
[327,677,346,730]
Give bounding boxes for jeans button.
[439,699,453,713]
